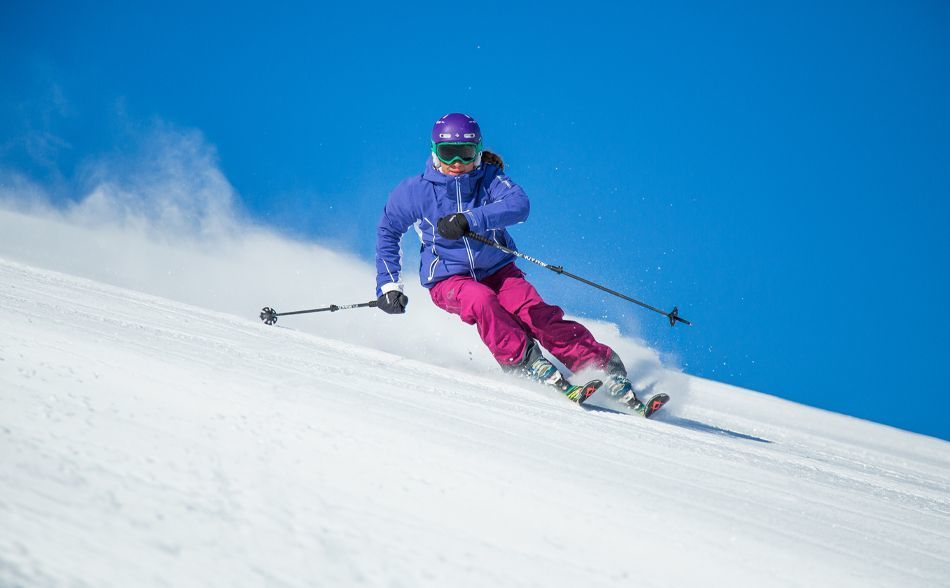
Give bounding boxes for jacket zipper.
[456,178,477,279]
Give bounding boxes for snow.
[1,138,948,585]
[2,256,948,587]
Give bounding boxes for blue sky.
[2,1,949,439]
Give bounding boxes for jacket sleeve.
[375,185,417,297]
[463,173,530,231]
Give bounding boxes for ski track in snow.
[1,257,949,587]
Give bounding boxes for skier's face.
[439,159,476,176]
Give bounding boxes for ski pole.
[464,232,691,327]
[259,301,378,325]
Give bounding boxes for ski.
[580,391,671,418]
[634,393,670,418]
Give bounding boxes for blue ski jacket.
[375,160,529,296]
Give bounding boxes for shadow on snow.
[656,415,773,444]
[581,403,773,444]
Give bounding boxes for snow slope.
[2,257,949,588]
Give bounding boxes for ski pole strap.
[463,231,691,327]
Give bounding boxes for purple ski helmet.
[431,113,482,144]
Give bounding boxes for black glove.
[437,213,470,240]
[377,290,409,315]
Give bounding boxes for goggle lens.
[434,142,479,164]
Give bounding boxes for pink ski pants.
[429,263,613,372]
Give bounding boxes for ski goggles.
[432,141,482,165]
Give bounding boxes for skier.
[374,113,648,411]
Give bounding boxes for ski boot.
[523,356,601,404]
[604,373,669,418]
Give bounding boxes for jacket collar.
[421,159,488,186]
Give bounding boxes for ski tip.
[642,393,670,418]
[576,379,603,405]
